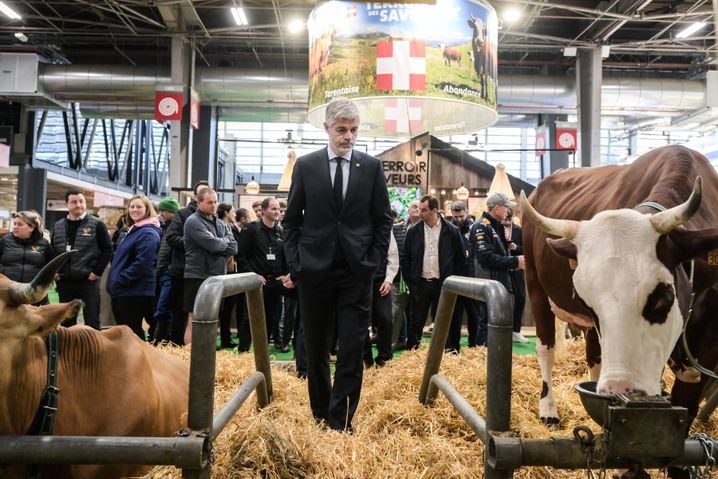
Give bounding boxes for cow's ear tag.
[707,249,718,266]
[568,258,578,270]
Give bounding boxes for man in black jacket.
[52,190,113,330]
[400,194,465,350]
[469,192,526,344]
[163,180,209,345]
[237,197,290,350]
[447,201,481,351]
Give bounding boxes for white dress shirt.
[327,146,351,199]
[421,220,441,279]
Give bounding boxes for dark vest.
[0,234,51,283]
[52,215,102,280]
[392,221,409,284]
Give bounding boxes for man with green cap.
[152,196,181,343]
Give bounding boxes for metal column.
[191,105,218,188]
[577,47,602,167]
[170,32,194,196]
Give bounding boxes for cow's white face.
[569,209,683,396]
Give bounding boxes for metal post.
[185,278,223,479]
[185,273,264,479]
[416,276,513,478]
[419,287,457,404]
[246,286,273,404]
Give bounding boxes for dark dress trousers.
[283,147,392,431]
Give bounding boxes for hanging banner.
[307,0,499,137]
[154,91,184,122]
[535,124,547,157]
[189,88,200,130]
[555,123,578,151]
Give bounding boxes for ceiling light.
[14,32,27,42]
[245,177,260,195]
[287,19,305,34]
[230,7,248,26]
[0,1,21,19]
[502,7,522,23]
[456,185,470,201]
[676,22,706,39]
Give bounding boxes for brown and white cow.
[1,252,189,478]
[520,145,718,441]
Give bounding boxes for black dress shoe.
[279,344,291,353]
[220,342,237,349]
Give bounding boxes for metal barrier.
[0,272,270,479]
[419,275,718,478]
[418,275,513,479]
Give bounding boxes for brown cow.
[1,252,189,478]
[520,145,718,478]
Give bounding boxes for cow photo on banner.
[306,0,499,137]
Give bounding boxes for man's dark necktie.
[332,157,347,268]
[333,157,344,210]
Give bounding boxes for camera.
[415,149,423,157]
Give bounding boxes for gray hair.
[325,98,360,126]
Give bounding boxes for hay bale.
[144,341,718,479]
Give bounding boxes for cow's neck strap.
[25,331,60,479]
[635,201,667,212]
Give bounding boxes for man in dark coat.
[282,98,392,432]
[469,192,527,344]
[163,180,209,345]
[447,201,481,351]
[400,194,465,351]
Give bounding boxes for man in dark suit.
[282,98,392,432]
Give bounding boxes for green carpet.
[218,334,537,360]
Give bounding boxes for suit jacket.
[401,216,466,288]
[283,147,393,284]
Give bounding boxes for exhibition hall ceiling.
[0,1,713,78]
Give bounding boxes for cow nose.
[598,379,646,396]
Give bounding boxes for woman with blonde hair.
[0,210,55,305]
[106,195,162,340]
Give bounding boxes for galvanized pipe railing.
[488,435,718,470]
[185,272,268,479]
[0,272,268,478]
[0,436,206,468]
[418,275,513,479]
[211,371,266,440]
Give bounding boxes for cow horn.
[7,251,77,305]
[650,176,702,234]
[519,190,579,239]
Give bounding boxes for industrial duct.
[34,64,711,121]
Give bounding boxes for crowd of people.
[0,99,528,433]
